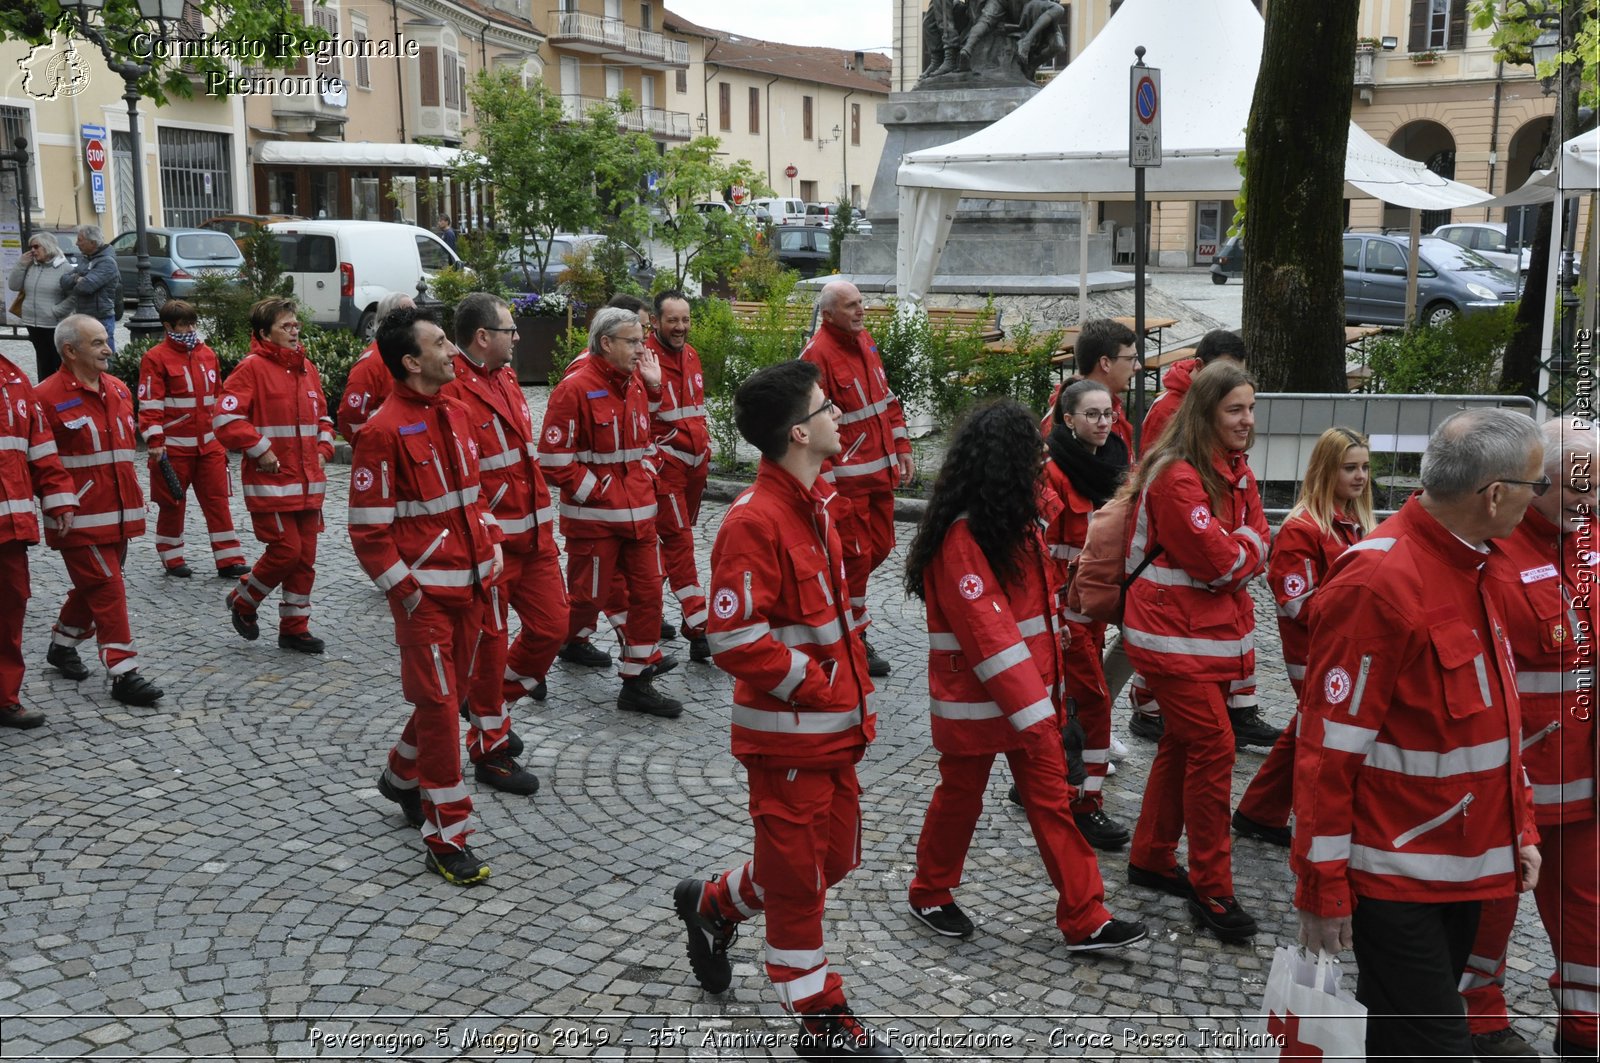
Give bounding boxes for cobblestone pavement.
[0,339,1561,1061]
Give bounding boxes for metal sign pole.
[1129,46,1161,451]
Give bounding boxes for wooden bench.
[1051,315,1180,371]
[866,306,1004,345]
[729,300,816,336]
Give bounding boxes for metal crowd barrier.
[1248,392,1538,521]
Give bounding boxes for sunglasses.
[1475,475,1552,497]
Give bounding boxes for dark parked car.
[772,225,832,278]
[1209,234,1243,284]
[1342,232,1519,328]
[499,233,655,294]
[107,227,245,307]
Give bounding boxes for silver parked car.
[1431,222,1531,275]
[1342,233,1519,328]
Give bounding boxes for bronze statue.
[918,0,1067,86]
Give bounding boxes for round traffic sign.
[1135,76,1158,124]
[784,164,798,179]
[84,138,106,172]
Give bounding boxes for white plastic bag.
[1258,945,1367,1060]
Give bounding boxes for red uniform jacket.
[442,353,554,556]
[1291,498,1537,917]
[347,381,500,610]
[1269,509,1364,690]
[801,320,910,496]
[924,518,1064,756]
[1121,451,1269,682]
[137,337,225,455]
[337,344,392,441]
[644,332,710,485]
[214,338,335,513]
[705,460,875,769]
[537,353,658,541]
[0,354,76,545]
[1140,357,1199,452]
[36,370,145,548]
[1486,509,1597,827]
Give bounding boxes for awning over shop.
[254,141,480,168]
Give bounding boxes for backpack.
[1065,491,1163,625]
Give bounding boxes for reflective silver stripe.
[831,453,896,477]
[374,560,409,592]
[496,513,537,535]
[1534,779,1597,804]
[348,506,396,524]
[1393,794,1474,847]
[1278,590,1314,620]
[1136,564,1214,590]
[1556,988,1600,1014]
[535,505,556,526]
[771,650,809,701]
[210,412,245,428]
[539,450,576,467]
[1518,670,1590,695]
[258,424,319,438]
[773,964,831,1009]
[1349,843,1514,882]
[659,444,706,467]
[422,781,470,806]
[1562,962,1600,985]
[930,698,1004,721]
[1236,524,1266,556]
[1307,834,1351,862]
[731,704,862,734]
[1286,663,1308,680]
[1009,697,1055,731]
[163,395,215,408]
[59,449,137,468]
[558,502,658,523]
[1209,543,1251,588]
[0,437,27,453]
[1016,614,1052,639]
[1121,627,1256,657]
[1321,719,1378,757]
[26,441,58,460]
[1368,738,1509,779]
[478,448,522,471]
[706,622,771,654]
[243,438,271,459]
[1472,651,1493,706]
[44,507,142,529]
[657,405,707,422]
[571,469,598,501]
[575,446,651,464]
[243,482,327,497]
[1344,537,1398,555]
[396,488,479,517]
[162,434,213,448]
[973,642,1031,682]
[836,395,893,424]
[772,617,846,648]
[1048,543,1080,560]
[765,944,825,969]
[928,631,962,652]
[414,565,491,587]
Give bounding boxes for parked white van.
[751,197,807,226]
[265,220,462,335]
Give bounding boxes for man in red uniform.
[1461,415,1597,1061]
[138,299,248,580]
[0,347,78,728]
[214,298,334,654]
[672,359,903,1061]
[1294,408,1544,1060]
[36,316,162,706]
[539,307,681,718]
[336,293,414,442]
[645,290,712,661]
[801,280,911,678]
[444,292,559,794]
[352,306,504,886]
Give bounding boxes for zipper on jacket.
[1391,793,1474,848]
[429,445,449,495]
[414,529,449,569]
[429,644,450,696]
[1349,654,1372,717]
[1522,720,1560,751]
[75,478,95,504]
[742,570,753,620]
[380,460,390,499]
[488,483,509,510]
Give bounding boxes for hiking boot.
[1229,705,1281,750]
[216,563,250,579]
[426,845,490,886]
[660,619,678,641]
[530,681,547,702]
[862,637,891,678]
[474,753,540,796]
[1128,710,1164,740]
[1065,918,1149,953]
[688,634,712,662]
[1074,809,1132,851]
[228,598,259,641]
[1188,894,1258,943]
[1472,1028,1538,1058]
[673,876,738,993]
[1232,809,1292,848]
[618,677,683,719]
[164,562,193,578]
[642,654,679,680]
[377,772,424,828]
[557,640,610,667]
[46,644,89,681]
[908,900,974,939]
[0,703,45,729]
[1127,862,1193,898]
[504,730,525,759]
[278,632,325,655]
[110,670,163,707]
[795,1006,905,1061]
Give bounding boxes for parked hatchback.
[499,233,655,294]
[1209,234,1244,284]
[107,227,245,308]
[1431,222,1531,275]
[1342,233,1519,328]
[772,225,832,278]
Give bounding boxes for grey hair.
[588,306,641,353]
[1542,416,1597,481]
[74,224,103,248]
[29,231,64,261]
[54,314,102,357]
[1420,408,1543,499]
[375,291,415,327]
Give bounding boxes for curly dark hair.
[905,399,1043,600]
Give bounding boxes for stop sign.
[84,139,106,173]
[730,185,749,206]
[784,164,798,179]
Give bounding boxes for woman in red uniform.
[1234,426,1373,847]
[904,400,1146,953]
[1119,362,1270,942]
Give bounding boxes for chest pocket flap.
[787,542,835,615]
[1431,620,1493,719]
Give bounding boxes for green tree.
[648,137,771,290]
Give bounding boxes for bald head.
[818,280,864,334]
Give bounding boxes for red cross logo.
[1266,1011,1324,1060]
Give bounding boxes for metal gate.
[158,127,233,228]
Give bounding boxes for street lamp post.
[59,0,186,343]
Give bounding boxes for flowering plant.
[511,290,576,318]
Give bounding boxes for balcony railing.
[547,10,689,67]
[558,94,691,139]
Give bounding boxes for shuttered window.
[851,103,860,145]
[419,46,439,106]
[803,95,813,140]
[1410,0,1465,51]
[749,87,759,134]
[718,82,730,131]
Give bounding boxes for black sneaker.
[557,640,611,667]
[377,772,424,828]
[0,703,45,729]
[618,677,684,719]
[164,563,193,578]
[425,845,490,886]
[278,632,325,655]
[1128,710,1164,740]
[1188,894,1258,942]
[673,876,737,993]
[1127,862,1193,898]
[689,635,712,662]
[530,681,547,701]
[228,598,259,642]
[861,638,891,678]
[1074,809,1132,851]
[908,900,974,938]
[1229,705,1281,750]
[1006,783,1023,807]
[1471,1028,1539,1058]
[795,1006,905,1061]
[110,670,163,706]
[46,644,89,681]
[660,619,678,641]
[1232,809,1292,848]
[1065,918,1149,953]
[642,654,679,680]
[216,563,250,579]
[474,753,540,796]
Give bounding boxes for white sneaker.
[1109,735,1130,761]
[1106,760,1118,777]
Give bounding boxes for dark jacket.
[59,243,121,320]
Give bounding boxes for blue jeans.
[100,317,117,353]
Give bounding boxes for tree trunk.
[1243,0,1361,393]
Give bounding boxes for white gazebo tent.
[893,0,1494,307]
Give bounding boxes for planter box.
[512,315,564,384]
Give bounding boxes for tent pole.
[1079,193,1090,323]
[1535,195,1564,420]
[1404,208,1421,325]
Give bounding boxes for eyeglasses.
[1111,353,1141,363]
[1476,475,1552,497]
[482,326,519,334]
[274,321,302,331]
[1073,409,1117,423]
[791,398,837,428]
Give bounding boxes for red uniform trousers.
[1129,675,1237,898]
[230,509,319,636]
[910,740,1112,940]
[382,593,484,854]
[1064,620,1112,814]
[149,450,244,573]
[698,764,861,1014]
[657,471,709,635]
[1234,675,1305,830]
[0,543,30,705]
[1461,818,1599,1048]
[837,488,894,629]
[52,542,139,676]
[564,534,663,678]
[495,542,569,703]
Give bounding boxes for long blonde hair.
[1124,361,1257,513]
[1285,426,1377,537]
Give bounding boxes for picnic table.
[1050,316,1179,377]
